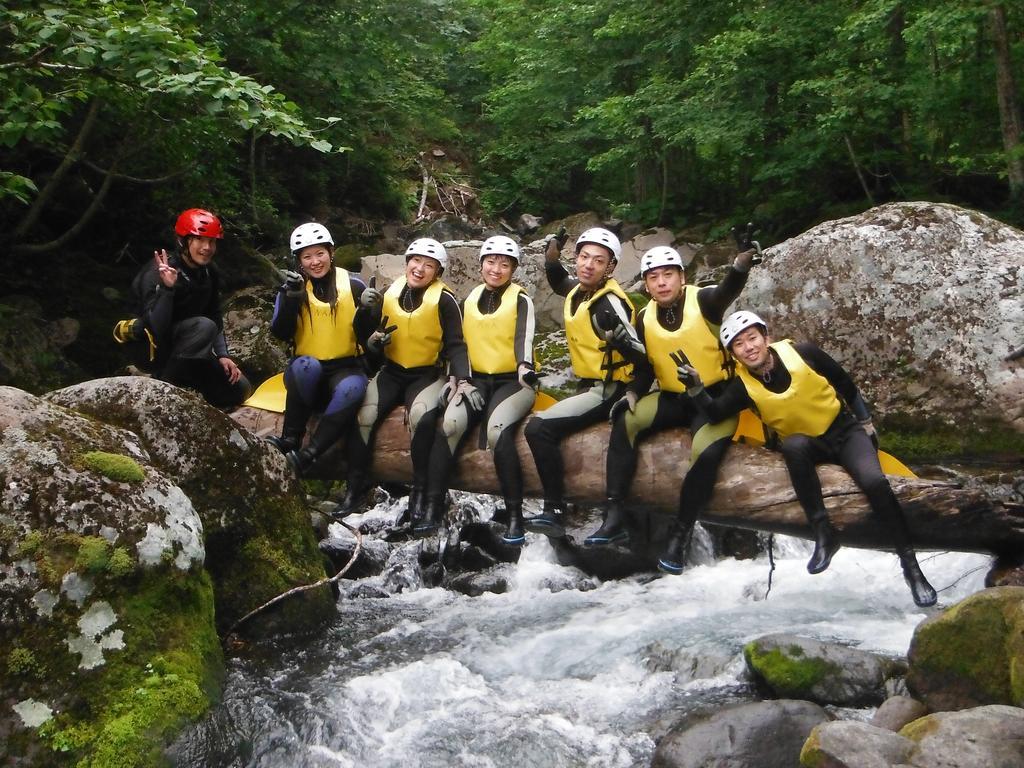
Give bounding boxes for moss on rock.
[906,586,1024,711]
[744,643,837,698]
[80,451,146,484]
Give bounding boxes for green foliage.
[75,536,112,575]
[80,452,146,484]
[7,646,43,678]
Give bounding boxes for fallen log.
[231,407,1024,556]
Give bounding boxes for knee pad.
[407,399,434,432]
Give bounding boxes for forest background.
[1,0,1022,381]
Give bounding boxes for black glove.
[670,350,704,394]
[730,222,763,266]
[608,391,638,424]
[283,270,305,298]
[360,287,383,310]
[518,363,540,390]
[367,315,397,355]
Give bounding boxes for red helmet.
[174,208,224,239]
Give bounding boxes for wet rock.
[741,202,1024,435]
[900,704,1024,767]
[800,720,914,767]
[744,633,906,706]
[221,286,289,386]
[318,536,390,579]
[986,552,1024,587]
[906,586,1024,710]
[48,377,335,636]
[0,385,221,765]
[446,566,511,597]
[458,521,523,564]
[653,699,830,768]
[0,296,85,392]
[642,641,736,683]
[870,695,930,732]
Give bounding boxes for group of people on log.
[114,208,937,607]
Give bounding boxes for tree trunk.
[232,407,1023,556]
[991,3,1024,198]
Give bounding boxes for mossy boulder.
[1,379,335,766]
[906,586,1024,711]
[744,633,906,706]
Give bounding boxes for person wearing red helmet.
[114,208,251,408]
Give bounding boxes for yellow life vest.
[293,268,358,360]
[464,283,522,375]
[382,276,447,369]
[563,279,634,382]
[643,285,729,393]
[737,340,841,438]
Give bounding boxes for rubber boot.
[266,431,303,455]
[285,411,347,478]
[502,502,525,546]
[331,470,368,520]
[657,521,694,575]
[807,514,840,574]
[524,501,567,538]
[402,484,425,526]
[899,549,938,607]
[414,494,445,536]
[584,498,630,547]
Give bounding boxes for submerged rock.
[653,699,829,768]
[744,633,906,706]
[906,585,1024,710]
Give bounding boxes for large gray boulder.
[900,704,1024,767]
[653,699,830,768]
[744,633,906,706]
[799,720,915,767]
[740,202,1024,434]
[906,586,1024,711]
[1,378,335,766]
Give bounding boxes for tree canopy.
[1,0,1021,259]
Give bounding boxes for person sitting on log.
[524,227,640,537]
[265,223,380,477]
[333,238,473,529]
[113,208,252,408]
[679,310,938,607]
[586,245,757,568]
[424,235,539,545]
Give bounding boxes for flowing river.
[169,494,991,768]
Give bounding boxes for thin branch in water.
[224,518,363,641]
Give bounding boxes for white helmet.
[290,222,334,254]
[479,235,520,263]
[720,310,768,349]
[405,237,448,270]
[576,227,622,261]
[640,246,684,276]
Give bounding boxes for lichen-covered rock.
[799,720,915,767]
[744,633,906,706]
[46,377,335,636]
[653,699,830,768]
[221,285,289,386]
[0,385,219,766]
[741,202,1024,437]
[906,586,1024,711]
[899,704,1024,767]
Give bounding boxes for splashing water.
[169,494,990,768]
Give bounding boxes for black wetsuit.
[133,253,251,408]
[605,268,749,526]
[346,283,470,492]
[269,271,375,444]
[694,343,913,548]
[524,261,638,508]
[426,283,537,509]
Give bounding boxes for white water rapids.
[169,495,990,768]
